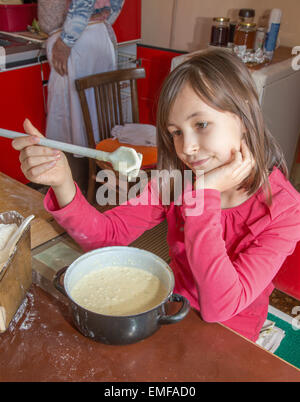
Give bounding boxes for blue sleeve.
[60,0,96,48]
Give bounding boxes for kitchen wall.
[141,0,300,51]
[141,0,174,48]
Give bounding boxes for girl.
[12,48,300,342]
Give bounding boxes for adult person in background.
[38,0,122,191]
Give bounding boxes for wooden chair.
[75,67,157,204]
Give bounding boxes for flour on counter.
[0,223,17,250]
[8,291,35,333]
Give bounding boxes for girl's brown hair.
[156,48,288,205]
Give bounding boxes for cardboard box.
[0,211,32,332]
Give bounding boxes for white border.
[268,305,294,325]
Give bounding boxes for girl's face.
[167,83,244,174]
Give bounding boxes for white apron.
[45,22,116,147]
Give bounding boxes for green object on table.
[33,242,82,273]
[267,312,300,369]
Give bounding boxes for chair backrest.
[273,241,300,301]
[75,67,146,149]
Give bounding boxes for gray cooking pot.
[53,246,190,345]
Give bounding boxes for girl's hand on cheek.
[197,140,255,193]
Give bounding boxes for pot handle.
[158,293,190,325]
[53,266,68,297]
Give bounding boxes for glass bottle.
[238,8,255,23]
[234,22,257,51]
[210,17,230,47]
[228,21,237,47]
[229,9,255,48]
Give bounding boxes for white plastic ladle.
[0,214,35,268]
[0,128,143,181]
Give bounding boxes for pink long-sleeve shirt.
[44,167,300,341]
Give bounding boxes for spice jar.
[234,22,257,51]
[210,17,230,47]
[238,8,255,23]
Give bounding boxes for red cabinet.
[273,242,300,301]
[113,0,141,43]
[0,62,49,183]
[137,45,185,125]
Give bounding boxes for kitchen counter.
[0,31,141,71]
[166,43,294,71]
[0,31,46,70]
[1,283,300,382]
